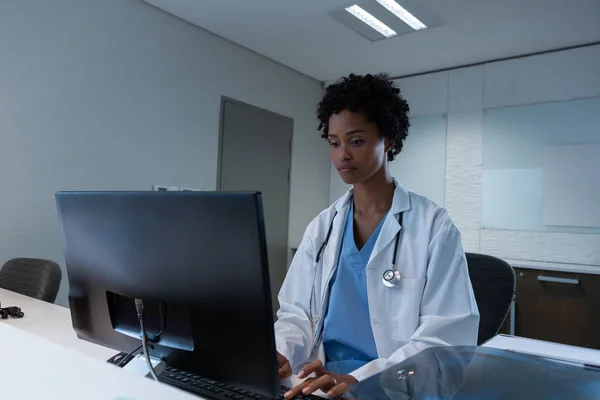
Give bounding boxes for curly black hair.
[317,73,410,161]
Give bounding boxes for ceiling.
[143,0,600,82]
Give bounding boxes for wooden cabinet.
[510,267,600,350]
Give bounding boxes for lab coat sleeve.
[349,211,480,382]
[274,222,317,373]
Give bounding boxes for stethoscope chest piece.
[382,268,401,287]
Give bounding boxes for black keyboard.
[159,366,322,400]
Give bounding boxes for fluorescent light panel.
[345,5,397,38]
[376,0,427,30]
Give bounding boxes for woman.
[275,74,479,399]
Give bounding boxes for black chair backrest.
[0,258,62,303]
[466,253,516,345]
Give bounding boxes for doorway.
[218,98,293,317]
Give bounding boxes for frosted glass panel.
[392,115,447,206]
[482,97,600,232]
[482,168,543,230]
[543,145,600,228]
[483,97,600,169]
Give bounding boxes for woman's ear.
[385,139,395,153]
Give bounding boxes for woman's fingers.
[326,382,351,398]
[283,379,314,399]
[287,362,356,399]
[297,360,325,379]
[277,352,292,379]
[278,362,292,379]
[301,374,337,395]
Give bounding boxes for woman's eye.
[351,139,364,145]
[329,142,340,148]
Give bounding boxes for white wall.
[0,0,328,306]
[328,44,600,269]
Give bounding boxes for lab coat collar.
[334,177,411,216]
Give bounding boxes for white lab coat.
[274,179,479,382]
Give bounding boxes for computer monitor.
[55,191,279,396]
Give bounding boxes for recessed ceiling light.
[345,5,397,38]
[376,0,427,30]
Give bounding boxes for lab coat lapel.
[368,216,400,267]
[368,180,411,266]
[321,190,352,277]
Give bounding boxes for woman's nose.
[338,146,351,161]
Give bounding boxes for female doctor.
[275,73,480,399]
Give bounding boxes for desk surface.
[0,288,203,399]
[348,345,600,400]
[0,288,115,360]
[0,321,198,400]
[483,334,600,366]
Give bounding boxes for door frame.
[217,96,295,190]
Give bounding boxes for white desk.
[0,322,199,400]
[483,334,600,366]
[0,288,115,360]
[0,288,205,399]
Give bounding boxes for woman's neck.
[352,169,395,216]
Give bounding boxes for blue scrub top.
[322,202,387,375]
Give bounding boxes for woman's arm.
[350,211,480,382]
[274,225,318,373]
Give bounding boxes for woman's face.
[327,109,388,185]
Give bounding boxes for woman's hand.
[284,361,357,399]
[278,352,292,379]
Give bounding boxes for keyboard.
[159,366,322,400]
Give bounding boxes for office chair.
[466,253,516,345]
[0,258,62,303]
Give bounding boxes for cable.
[140,319,159,381]
[135,299,159,381]
[117,344,143,367]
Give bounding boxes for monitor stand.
[122,354,166,379]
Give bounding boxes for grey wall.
[328,44,600,270]
[0,0,329,306]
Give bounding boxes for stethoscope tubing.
[315,210,404,284]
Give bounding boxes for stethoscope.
[315,210,404,287]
